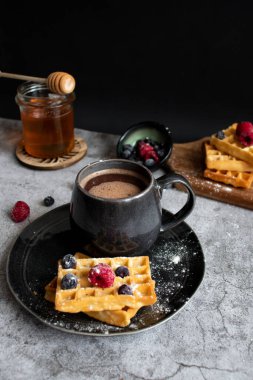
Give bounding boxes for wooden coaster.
[16,136,88,170]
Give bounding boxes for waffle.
[210,123,253,165]
[45,253,140,327]
[55,256,156,313]
[45,252,91,303]
[205,142,253,172]
[44,252,90,303]
[204,168,253,188]
[45,277,58,303]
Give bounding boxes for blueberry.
[61,273,78,290]
[62,254,77,269]
[115,266,130,278]
[216,130,225,140]
[44,196,54,207]
[118,284,133,295]
[123,144,134,152]
[128,153,137,160]
[157,148,166,158]
[153,143,160,150]
[145,158,156,167]
[122,149,132,159]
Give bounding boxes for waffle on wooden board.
[204,142,253,189]
[167,125,253,209]
[203,168,253,189]
[204,123,253,189]
[204,142,253,172]
[210,123,253,165]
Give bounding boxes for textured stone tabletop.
[0,118,252,380]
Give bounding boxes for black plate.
[6,204,205,336]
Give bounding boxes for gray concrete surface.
[0,118,252,380]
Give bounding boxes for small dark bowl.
[116,121,173,170]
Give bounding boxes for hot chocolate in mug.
[70,159,195,256]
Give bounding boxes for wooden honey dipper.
[0,71,75,95]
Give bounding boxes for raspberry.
[10,201,30,223]
[88,263,115,288]
[144,149,159,162]
[236,122,253,147]
[138,141,159,162]
[138,141,153,158]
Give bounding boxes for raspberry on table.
[88,263,115,288]
[10,201,30,223]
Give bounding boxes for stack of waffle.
[45,252,157,327]
[204,123,253,188]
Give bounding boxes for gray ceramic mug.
[70,159,195,257]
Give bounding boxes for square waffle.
[45,282,139,327]
[45,277,139,327]
[55,256,156,313]
[204,168,253,188]
[45,252,140,327]
[210,123,253,165]
[205,142,253,172]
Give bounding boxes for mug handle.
[156,172,195,231]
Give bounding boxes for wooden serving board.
[167,137,253,210]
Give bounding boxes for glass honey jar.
[16,82,75,158]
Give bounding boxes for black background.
[1,1,253,142]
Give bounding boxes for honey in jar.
[16,82,75,158]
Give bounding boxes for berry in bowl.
[116,121,173,170]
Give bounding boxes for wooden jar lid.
[16,136,88,170]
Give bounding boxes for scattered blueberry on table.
[43,196,55,207]
[120,138,166,167]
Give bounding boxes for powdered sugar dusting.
[34,227,203,335]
